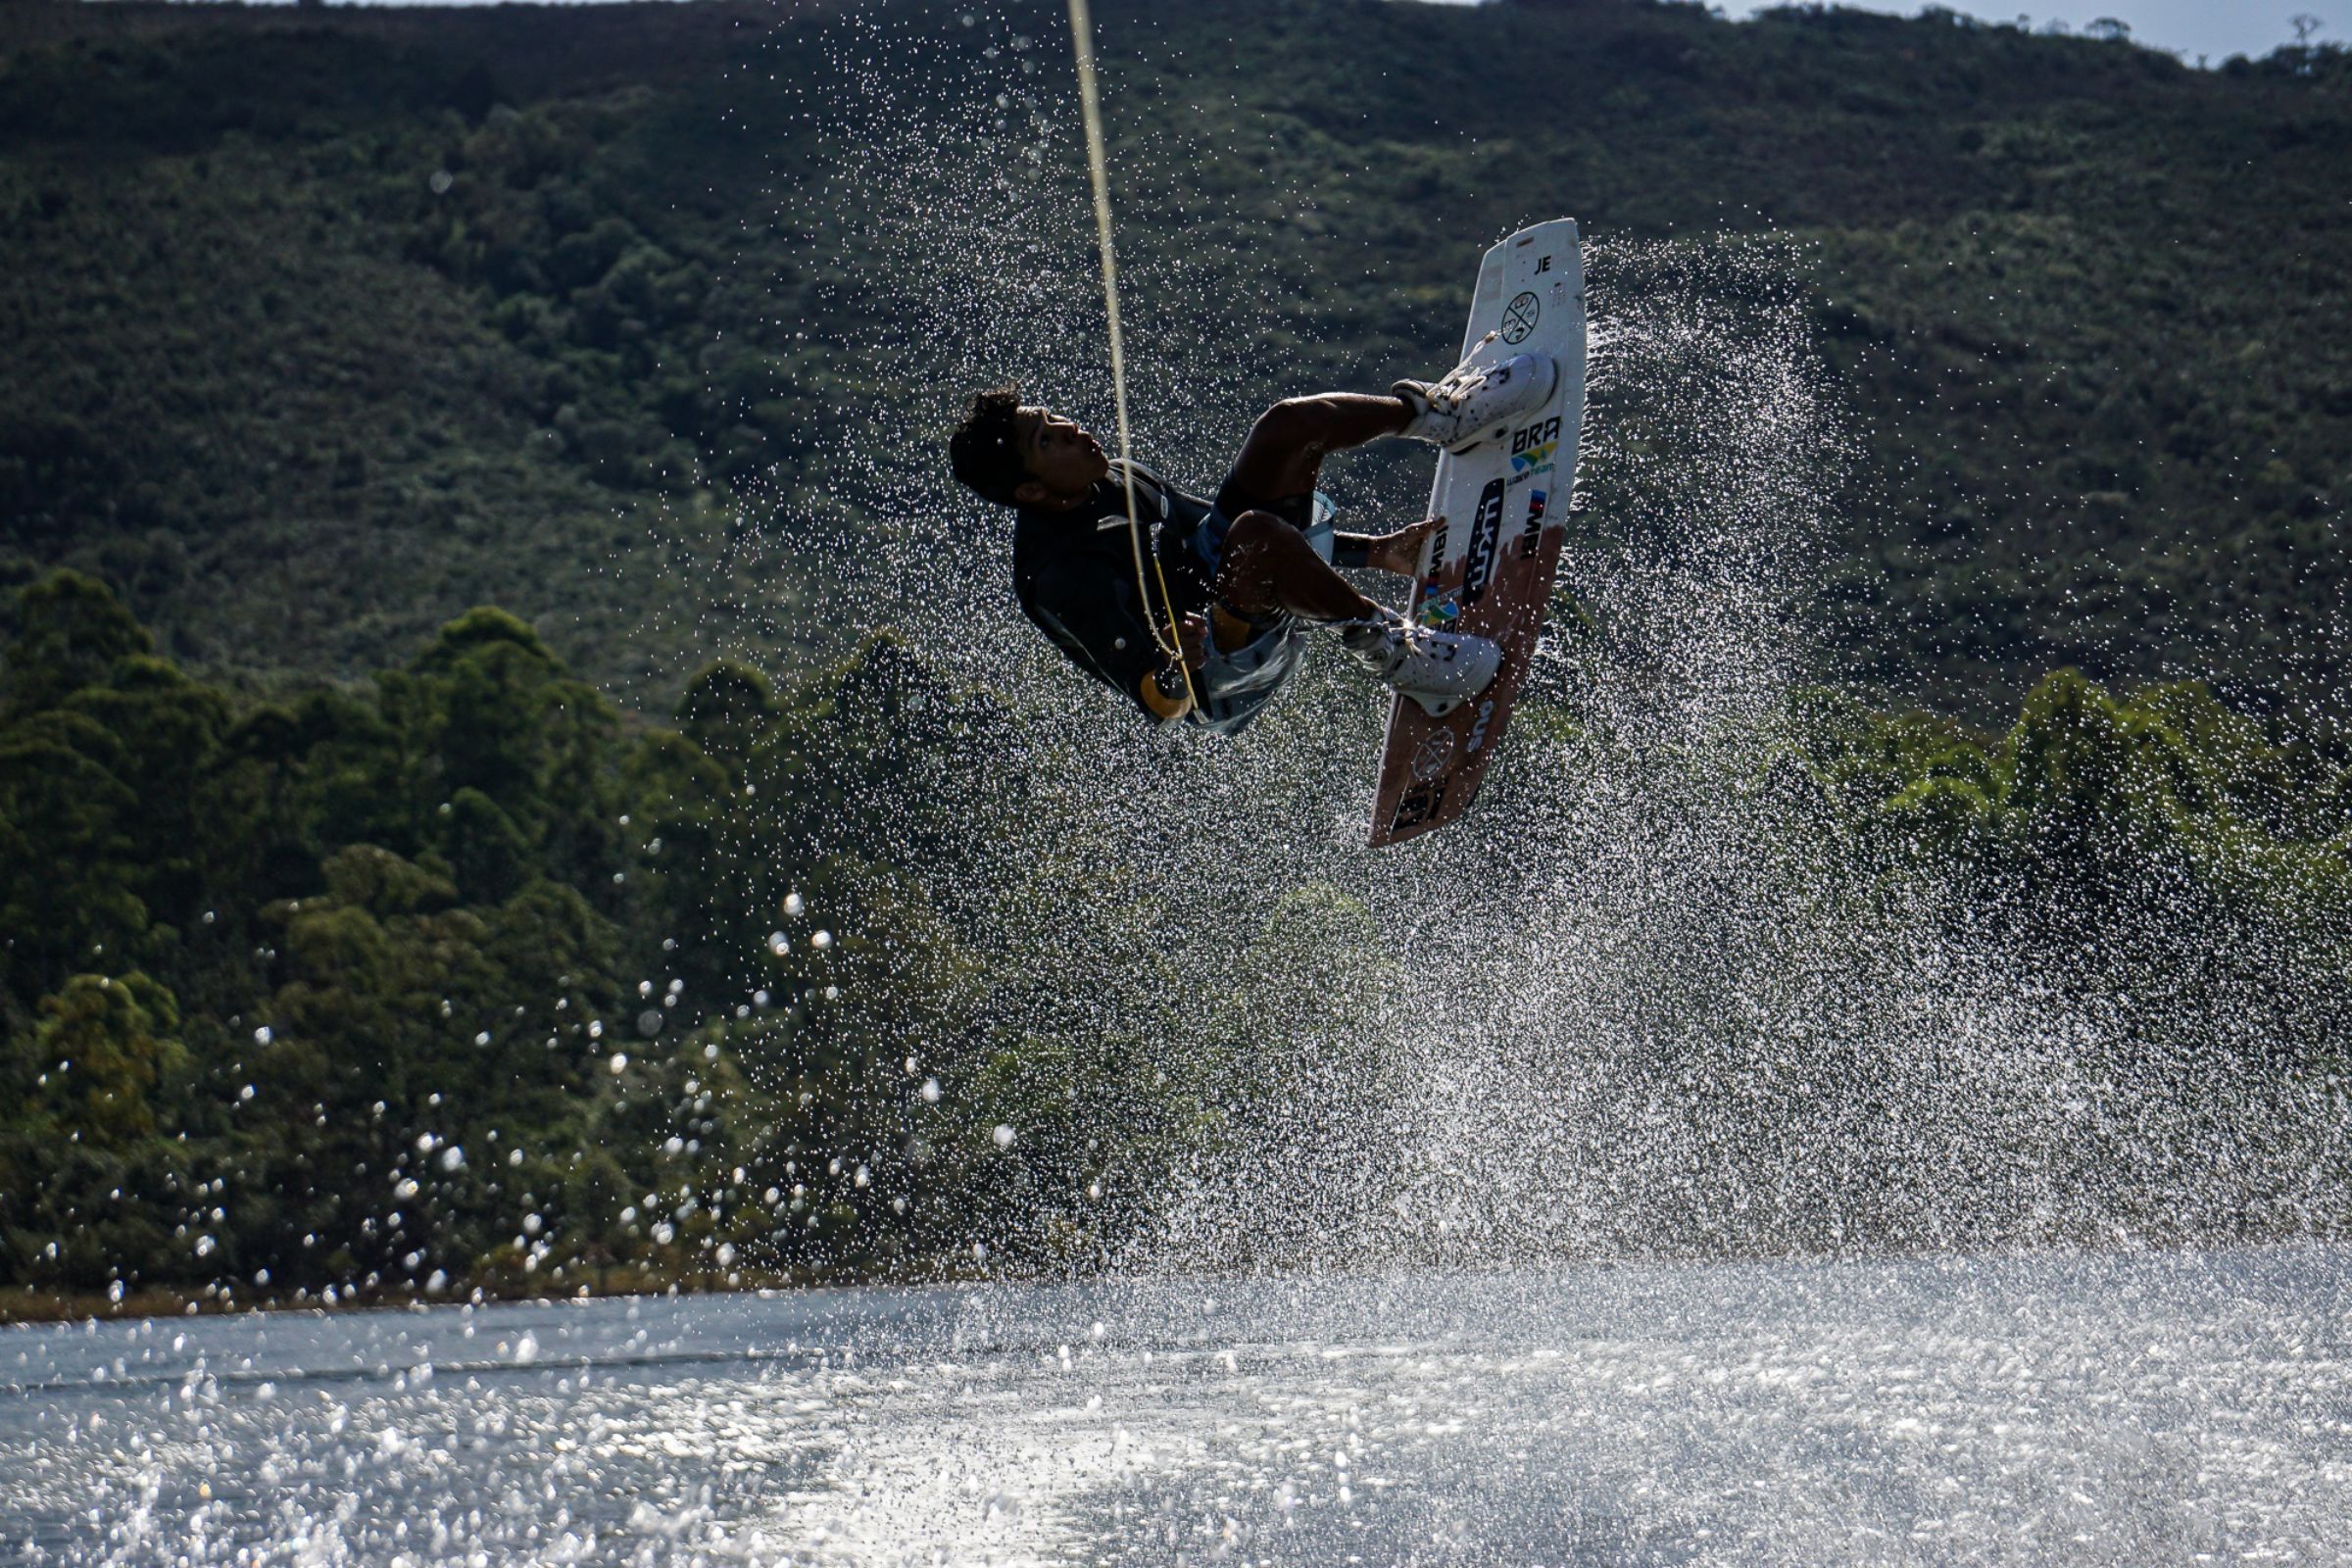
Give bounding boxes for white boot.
[1393,337,1558,455]
[1336,608,1503,717]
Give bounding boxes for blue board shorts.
[1161,478,1338,737]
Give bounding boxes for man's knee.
[1251,396,1337,451]
[1224,508,1306,563]
[1216,509,1303,613]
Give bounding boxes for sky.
[1708,0,2324,64]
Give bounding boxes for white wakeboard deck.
[1369,218,1587,848]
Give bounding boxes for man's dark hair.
[949,386,1029,508]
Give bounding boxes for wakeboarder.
[947,353,1554,734]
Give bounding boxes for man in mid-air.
[947,349,1554,733]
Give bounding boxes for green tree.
[14,972,186,1149]
[0,972,190,1291]
[0,569,152,715]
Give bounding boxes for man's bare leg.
[1215,510,1379,624]
[1225,393,1412,506]
[1209,508,1502,713]
[1184,389,1509,714]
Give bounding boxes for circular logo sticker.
[1500,291,1541,344]
[1411,728,1456,782]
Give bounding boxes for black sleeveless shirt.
[1010,462,1218,723]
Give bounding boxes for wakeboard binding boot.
[1337,608,1503,718]
[1393,334,1558,455]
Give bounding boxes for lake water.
[3,1245,2347,1565]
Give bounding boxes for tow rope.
[1065,0,1197,711]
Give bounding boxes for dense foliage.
[1788,673,2352,1006]
[2,572,2345,1301]
[0,571,1021,1301]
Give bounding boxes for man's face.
[1014,405,1108,503]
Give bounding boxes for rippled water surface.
[5,1246,2349,1565]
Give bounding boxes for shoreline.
[0,1261,903,1327]
[11,1230,2347,1328]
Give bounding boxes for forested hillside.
[0,0,2345,710]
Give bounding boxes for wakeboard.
[1369,218,1587,848]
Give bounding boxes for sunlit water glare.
[7,1246,2349,1565]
